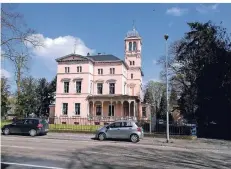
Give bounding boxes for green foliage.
[157,90,167,119]
[16,76,38,117]
[166,21,231,139]
[169,87,178,108]
[143,81,165,114]
[13,76,57,118]
[1,77,11,118]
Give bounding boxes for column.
[102,101,104,118]
[121,101,123,118]
[128,101,131,117]
[110,99,112,117]
[92,101,95,117]
[114,101,117,120]
[87,101,89,117]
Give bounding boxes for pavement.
[1,133,231,169]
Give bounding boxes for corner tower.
[124,25,142,68]
[124,24,143,97]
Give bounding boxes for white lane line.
[0,145,68,152]
[1,162,66,169]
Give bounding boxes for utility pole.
[164,34,170,143]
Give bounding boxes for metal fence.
[48,117,195,136]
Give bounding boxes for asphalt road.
[1,133,231,169]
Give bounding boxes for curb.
[49,130,197,140]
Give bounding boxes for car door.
[10,120,25,134]
[22,119,36,134]
[106,122,122,139]
[119,121,133,139]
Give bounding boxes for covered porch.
[87,95,141,121]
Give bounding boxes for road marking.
[0,145,68,152]
[1,162,66,169]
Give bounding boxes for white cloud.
[166,7,188,16]
[28,34,95,61]
[196,4,219,14]
[0,69,11,78]
[153,60,158,65]
[26,34,95,71]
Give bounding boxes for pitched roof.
[86,54,121,62]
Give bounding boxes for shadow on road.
[63,144,231,169]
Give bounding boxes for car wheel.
[130,134,139,143]
[98,133,106,141]
[29,129,37,137]
[3,128,10,135]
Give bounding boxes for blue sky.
[2,3,231,91]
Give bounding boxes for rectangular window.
[98,69,103,75]
[75,103,81,115]
[110,68,115,74]
[65,67,70,73]
[97,83,103,94]
[62,103,68,115]
[130,61,132,65]
[96,105,102,116]
[109,83,115,94]
[131,73,133,79]
[108,105,114,116]
[77,66,82,73]
[76,81,81,93]
[64,82,69,93]
[142,107,147,117]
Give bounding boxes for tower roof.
[126,21,140,38]
[126,27,140,38]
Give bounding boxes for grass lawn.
[49,124,102,132]
[1,121,102,132]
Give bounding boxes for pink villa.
[51,26,151,124]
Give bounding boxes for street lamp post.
[164,34,170,143]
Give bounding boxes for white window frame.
[62,103,68,115]
[74,103,81,115]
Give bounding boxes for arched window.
[133,61,135,65]
[133,42,137,51]
[129,42,132,51]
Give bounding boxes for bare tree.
[1,6,43,61]
[1,5,44,116]
[13,52,30,98]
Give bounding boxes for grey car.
[95,120,144,143]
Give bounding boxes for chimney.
[87,53,90,56]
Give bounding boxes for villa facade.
[54,27,150,121]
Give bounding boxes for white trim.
[60,78,71,82]
[72,78,83,82]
